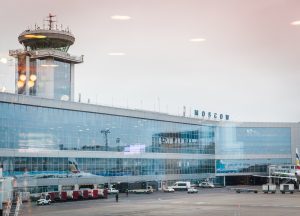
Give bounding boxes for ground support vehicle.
[234,188,258,193]
[36,198,51,205]
[187,188,198,193]
[280,184,294,194]
[128,186,153,194]
[163,187,175,193]
[171,182,191,191]
[108,188,119,194]
[199,182,214,188]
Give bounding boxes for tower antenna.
[44,13,56,30]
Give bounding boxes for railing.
[30,49,83,63]
[3,200,11,216]
[9,49,24,57]
[8,49,83,63]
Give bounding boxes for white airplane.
[67,172,98,178]
[295,148,300,181]
[254,148,300,183]
[67,158,98,178]
[16,158,98,179]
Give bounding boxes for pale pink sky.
[1,0,300,122]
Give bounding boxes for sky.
[0,0,300,122]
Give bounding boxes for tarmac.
[22,187,300,216]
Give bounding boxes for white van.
[171,181,191,191]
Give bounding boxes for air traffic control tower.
[9,14,83,101]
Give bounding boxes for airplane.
[17,170,98,179]
[67,158,98,178]
[295,148,300,181]
[15,158,99,179]
[253,148,300,184]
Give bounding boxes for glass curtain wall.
[0,157,215,177]
[0,102,216,154]
[35,59,71,100]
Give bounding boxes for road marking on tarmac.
[196,202,207,205]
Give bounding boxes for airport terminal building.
[0,15,299,193]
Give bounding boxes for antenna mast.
[44,13,56,30]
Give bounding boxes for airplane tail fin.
[296,148,300,170]
[68,158,80,173]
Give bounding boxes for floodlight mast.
[101,129,111,151]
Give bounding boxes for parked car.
[36,198,51,205]
[187,188,198,193]
[199,182,214,188]
[163,187,175,193]
[108,188,119,194]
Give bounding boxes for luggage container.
[60,191,67,201]
[92,190,98,199]
[82,190,89,199]
[280,184,294,194]
[48,192,55,201]
[262,184,276,194]
[72,191,79,200]
[53,192,60,202]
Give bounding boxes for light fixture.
[108,53,125,56]
[111,15,131,20]
[41,64,59,67]
[28,80,35,88]
[291,20,300,26]
[0,57,8,64]
[189,38,206,42]
[24,34,47,39]
[17,80,24,88]
[30,74,37,81]
[19,74,26,81]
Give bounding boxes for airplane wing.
[252,175,297,181]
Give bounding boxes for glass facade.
[216,127,291,155]
[0,102,215,154]
[0,98,295,185]
[0,157,214,177]
[216,158,291,174]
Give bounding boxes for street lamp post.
[101,129,110,151]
